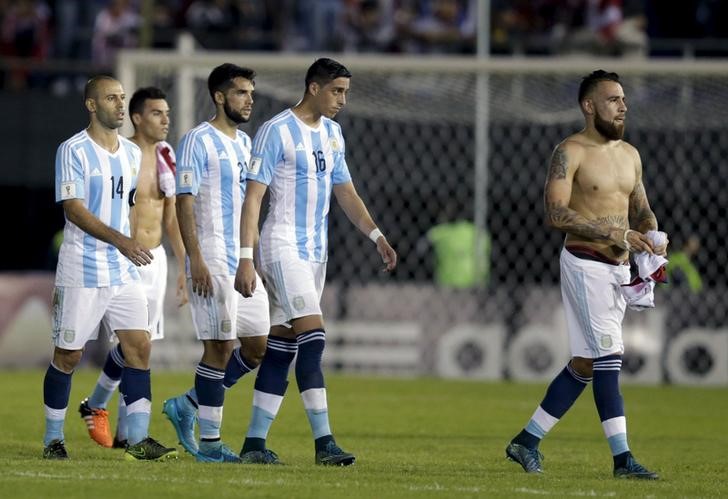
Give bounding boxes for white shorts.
[52,283,150,350]
[261,257,326,326]
[187,273,269,340]
[560,248,631,359]
[138,245,167,341]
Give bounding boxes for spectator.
[91,0,140,68]
[0,0,51,89]
[401,0,476,54]
[339,0,397,53]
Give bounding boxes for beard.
[223,100,249,124]
[594,110,624,140]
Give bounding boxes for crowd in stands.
[1,0,727,91]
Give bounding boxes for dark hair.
[129,87,167,118]
[84,75,117,101]
[578,70,620,104]
[304,58,352,91]
[207,63,256,101]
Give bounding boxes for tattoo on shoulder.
[547,146,568,180]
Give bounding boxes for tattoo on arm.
[547,146,568,180]
[629,182,658,231]
[546,203,626,241]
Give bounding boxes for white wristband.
[368,228,383,243]
[239,247,254,259]
[622,229,634,251]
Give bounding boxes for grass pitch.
[1,370,726,498]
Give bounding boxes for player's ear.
[85,98,96,113]
[214,89,225,106]
[582,97,594,115]
[131,112,141,127]
[309,82,320,96]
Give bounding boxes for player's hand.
[376,237,397,272]
[624,229,655,254]
[235,259,257,297]
[176,270,189,307]
[118,237,154,266]
[189,255,213,298]
[653,233,669,256]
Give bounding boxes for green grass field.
[1,370,726,498]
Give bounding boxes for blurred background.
[1,0,726,384]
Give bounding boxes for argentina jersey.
[176,122,252,276]
[247,109,352,264]
[54,130,141,287]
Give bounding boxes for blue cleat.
[162,396,198,455]
[506,442,544,474]
[315,441,355,466]
[196,442,242,463]
[240,448,283,465]
[614,454,659,480]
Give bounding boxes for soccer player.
[161,63,270,463]
[43,76,177,461]
[235,58,397,465]
[78,86,187,449]
[505,70,666,479]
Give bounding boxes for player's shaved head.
[84,75,119,101]
[305,58,352,90]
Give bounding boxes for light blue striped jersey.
[247,109,352,264]
[54,130,141,287]
[176,122,252,276]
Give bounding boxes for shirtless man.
[505,70,667,479]
[79,87,187,449]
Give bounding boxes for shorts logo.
[221,320,232,333]
[600,335,613,349]
[293,296,306,311]
[60,182,76,200]
[180,171,193,187]
[63,329,75,343]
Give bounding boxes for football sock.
[195,363,225,442]
[116,392,128,442]
[88,344,124,409]
[515,363,591,449]
[593,355,630,458]
[242,336,296,453]
[295,329,332,450]
[43,362,72,445]
[122,367,152,446]
[223,347,254,389]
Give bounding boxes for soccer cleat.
[240,448,283,465]
[78,398,113,448]
[196,442,242,463]
[315,441,356,466]
[614,455,660,480]
[43,439,69,460]
[112,435,128,449]
[506,442,544,474]
[124,437,178,461]
[162,396,198,455]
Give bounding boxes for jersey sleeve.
[331,127,352,185]
[176,132,205,196]
[55,141,85,203]
[247,121,282,186]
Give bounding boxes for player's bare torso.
[564,133,637,262]
[130,146,165,249]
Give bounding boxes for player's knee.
[53,347,82,372]
[570,357,594,378]
[238,336,267,367]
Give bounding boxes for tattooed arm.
[543,141,627,246]
[628,151,658,233]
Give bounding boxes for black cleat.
[614,455,659,480]
[315,441,355,466]
[240,448,283,465]
[43,439,69,460]
[506,442,543,474]
[124,437,178,461]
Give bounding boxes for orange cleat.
[78,398,113,448]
